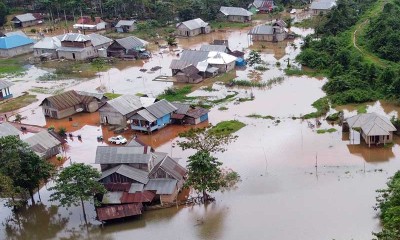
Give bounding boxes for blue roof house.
[0,34,34,57]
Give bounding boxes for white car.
[108,135,127,145]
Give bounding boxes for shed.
[171,102,209,125]
[0,80,14,100]
[219,6,253,22]
[310,0,337,15]
[115,20,136,32]
[24,130,64,159]
[176,18,211,37]
[107,36,149,58]
[248,24,287,42]
[248,0,276,13]
[11,13,39,28]
[32,36,62,58]
[175,65,203,83]
[96,203,143,221]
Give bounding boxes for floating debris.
[139,69,147,72]
[150,66,162,71]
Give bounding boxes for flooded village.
[1,0,400,239]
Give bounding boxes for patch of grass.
[135,93,146,97]
[316,128,337,134]
[357,105,368,114]
[246,114,275,120]
[238,97,254,102]
[384,142,394,148]
[104,92,122,99]
[229,79,267,88]
[0,58,25,76]
[0,93,38,113]
[157,86,194,102]
[218,106,228,111]
[266,77,285,88]
[209,21,251,29]
[303,97,330,119]
[284,67,325,77]
[254,65,269,71]
[326,111,343,121]
[210,120,246,135]
[202,86,218,92]
[211,93,238,104]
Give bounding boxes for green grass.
[238,97,254,102]
[316,128,337,134]
[218,106,228,111]
[246,114,275,120]
[0,93,38,113]
[229,79,267,88]
[303,97,330,119]
[326,111,343,121]
[157,86,194,102]
[104,93,122,99]
[210,120,246,135]
[0,58,25,76]
[254,65,269,71]
[209,21,251,29]
[284,68,326,77]
[357,105,368,114]
[211,93,238,104]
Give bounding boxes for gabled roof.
[172,102,191,114]
[346,113,396,136]
[273,19,287,28]
[179,50,210,65]
[61,33,90,42]
[0,80,14,90]
[177,18,208,30]
[310,0,337,10]
[220,6,253,17]
[95,146,153,164]
[25,130,63,155]
[4,31,28,38]
[200,44,228,52]
[39,90,84,110]
[105,95,143,116]
[33,36,61,49]
[96,203,143,221]
[0,35,34,49]
[76,16,103,25]
[186,107,209,119]
[169,59,191,70]
[134,109,158,122]
[144,179,178,194]
[114,36,148,50]
[180,65,201,79]
[99,164,149,184]
[145,99,177,118]
[249,0,275,10]
[76,91,105,101]
[0,122,21,138]
[87,33,113,47]
[207,51,237,64]
[12,13,36,22]
[115,20,136,27]
[249,25,274,35]
[149,155,187,181]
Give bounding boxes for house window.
[387,135,390,140]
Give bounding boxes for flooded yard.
[0,26,397,240]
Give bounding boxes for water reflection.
[3,204,68,240]
[190,202,228,240]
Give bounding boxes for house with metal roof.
[310,0,337,15]
[175,65,203,83]
[73,16,106,31]
[0,122,21,138]
[39,90,103,119]
[248,20,288,42]
[0,34,34,58]
[115,20,136,33]
[107,36,149,59]
[24,130,65,159]
[343,113,397,147]
[0,80,14,100]
[171,102,209,125]
[176,18,211,37]
[57,33,112,60]
[219,6,253,22]
[248,0,276,13]
[32,36,62,59]
[11,13,39,28]
[99,95,156,126]
[129,99,177,133]
[200,44,229,53]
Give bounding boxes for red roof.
[96,203,143,221]
[76,16,103,25]
[120,191,156,203]
[104,183,131,192]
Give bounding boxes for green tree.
[49,163,106,225]
[166,35,177,46]
[0,2,7,27]
[0,136,55,205]
[247,50,262,67]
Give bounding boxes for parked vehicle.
[107,135,127,144]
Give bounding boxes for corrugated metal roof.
[76,91,105,101]
[207,51,237,64]
[196,61,209,72]
[186,107,209,119]
[99,164,149,184]
[169,59,191,70]
[96,203,143,221]
[0,122,21,138]
[61,33,90,42]
[95,146,152,164]
[220,6,253,16]
[310,0,336,10]
[200,45,227,52]
[133,109,157,122]
[12,13,36,22]
[120,191,155,203]
[102,191,123,204]
[39,90,83,110]
[250,0,275,9]
[25,130,62,152]
[115,20,136,27]
[177,18,208,30]
[179,50,209,65]
[346,113,396,136]
[144,179,177,194]
[106,95,143,116]
[145,99,177,119]
[249,25,274,35]
[159,156,187,180]
[0,35,34,49]
[115,36,148,50]
[87,33,112,47]
[4,31,28,38]
[129,183,144,193]
[0,80,14,90]
[104,182,131,192]
[56,47,86,52]
[152,152,168,166]
[172,102,191,114]
[33,36,61,49]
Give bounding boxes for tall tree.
[49,163,106,225]
[0,136,55,205]
[0,2,8,27]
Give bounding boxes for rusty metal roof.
[120,191,155,203]
[96,203,142,221]
[186,107,209,119]
[39,90,83,110]
[104,182,131,192]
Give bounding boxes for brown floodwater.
[0,27,397,240]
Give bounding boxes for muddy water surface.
[0,27,397,240]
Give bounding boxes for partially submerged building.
[0,80,14,101]
[175,18,211,37]
[107,36,149,59]
[0,33,34,57]
[343,113,397,147]
[115,20,136,33]
[248,0,276,13]
[11,13,39,28]
[219,6,253,22]
[171,102,209,125]
[24,130,65,159]
[310,0,337,15]
[40,90,106,119]
[248,20,287,42]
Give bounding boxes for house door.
[51,111,57,118]
[0,90,3,100]
[72,53,76,59]
[186,31,189,37]
[103,116,109,124]
[374,136,379,143]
